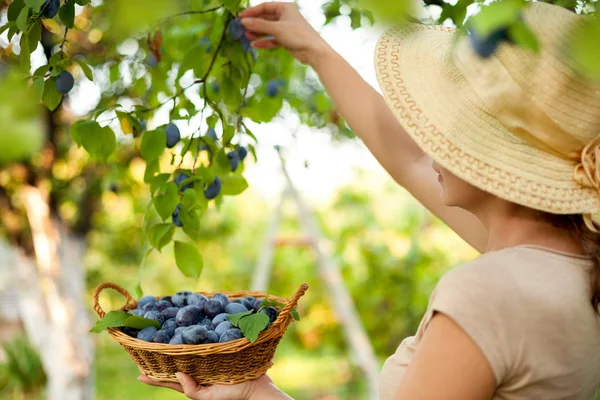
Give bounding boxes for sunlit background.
[5,0,594,398]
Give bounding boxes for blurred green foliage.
[0,336,46,399]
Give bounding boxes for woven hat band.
[453,38,600,194]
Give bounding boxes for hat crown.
[495,3,600,144]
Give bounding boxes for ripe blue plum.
[137,326,158,342]
[215,321,233,337]
[130,308,144,317]
[187,293,208,310]
[162,318,178,336]
[175,173,193,192]
[172,204,183,227]
[199,37,213,53]
[253,299,264,313]
[154,299,173,312]
[204,299,225,318]
[234,298,254,310]
[469,27,511,58]
[204,330,219,344]
[138,295,157,309]
[140,303,156,313]
[174,326,186,336]
[212,313,229,326]
[237,146,248,161]
[166,123,181,148]
[42,0,60,19]
[56,71,75,95]
[241,36,252,53]
[182,325,208,344]
[227,151,240,172]
[204,177,222,200]
[176,305,203,326]
[219,328,244,343]
[144,310,165,325]
[225,302,248,315]
[146,54,158,67]
[259,306,279,323]
[172,291,192,307]
[211,293,230,307]
[152,330,171,344]
[198,318,214,330]
[266,79,280,98]
[228,19,246,41]
[123,327,140,337]
[161,307,180,320]
[169,334,184,345]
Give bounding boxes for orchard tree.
[0,0,598,399]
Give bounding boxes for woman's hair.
[548,214,600,314]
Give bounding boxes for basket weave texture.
[92,282,308,385]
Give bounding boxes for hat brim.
[374,23,600,214]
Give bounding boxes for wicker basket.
[92,282,309,385]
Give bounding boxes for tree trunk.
[12,185,95,400]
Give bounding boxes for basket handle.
[92,282,137,319]
[275,283,309,325]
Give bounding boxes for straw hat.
[374,2,600,222]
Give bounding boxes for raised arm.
[241,3,488,253]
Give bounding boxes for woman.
[140,2,600,399]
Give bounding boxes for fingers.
[138,375,184,393]
[176,372,203,398]
[241,17,280,36]
[251,39,279,49]
[240,2,287,19]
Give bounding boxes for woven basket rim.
[92,282,308,356]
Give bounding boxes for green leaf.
[8,0,25,22]
[220,175,248,196]
[70,121,116,161]
[135,283,143,299]
[140,129,166,162]
[149,173,171,195]
[226,311,253,326]
[33,64,50,78]
[179,44,212,79]
[182,188,198,209]
[569,18,600,80]
[173,241,203,279]
[153,182,178,221]
[148,223,175,252]
[0,23,13,36]
[85,125,116,161]
[32,77,44,102]
[27,19,41,52]
[291,308,300,321]
[25,0,45,12]
[74,59,94,81]
[144,159,160,183]
[469,0,524,37]
[123,315,161,330]
[260,298,285,309]
[16,6,29,31]
[508,21,540,53]
[59,0,75,28]
[180,205,202,241]
[42,77,62,111]
[238,313,270,343]
[75,0,91,5]
[90,311,130,333]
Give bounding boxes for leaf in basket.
[238,312,270,343]
[89,311,130,333]
[124,315,161,330]
[89,311,160,333]
[226,310,253,327]
[260,298,285,309]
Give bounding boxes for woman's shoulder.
[437,245,591,305]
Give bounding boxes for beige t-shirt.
[379,245,600,400]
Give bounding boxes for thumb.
[175,372,201,398]
[241,17,280,36]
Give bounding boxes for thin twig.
[59,28,69,56]
[163,6,224,24]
